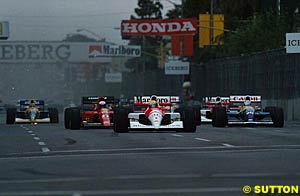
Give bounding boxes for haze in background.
[0,0,181,43]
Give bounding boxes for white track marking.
[38,142,46,146]
[33,137,40,141]
[222,143,235,147]
[20,125,29,131]
[171,134,183,137]
[41,148,50,153]
[195,137,211,142]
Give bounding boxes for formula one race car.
[6,99,59,124]
[64,96,115,129]
[212,95,284,127]
[113,95,198,133]
[201,96,230,123]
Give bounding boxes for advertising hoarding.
[286,33,300,53]
[121,18,197,36]
[0,42,140,63]
[165,61,190,75]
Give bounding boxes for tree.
[63,34,97,42]
[166,4,182,19]
[125,0,164,71]
[132,0,163,19]
[220,11,292,56]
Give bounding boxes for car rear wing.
[133,96,180,113]
[82,96,115,104]
[134,96,180,104]
[203,97,230,104]
[229,95,261,103]
[229,95,262,111]
[19,100,45,106]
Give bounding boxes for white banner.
[105,72,122,83]
[0,22,9,40]
[0,42,140,63]
[286,33,300,53]
[165,61,189,75]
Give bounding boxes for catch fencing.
[190,49,300,120]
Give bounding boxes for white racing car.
[113,95,197,133]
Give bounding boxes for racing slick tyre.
[70,108,81,130]
[193,106,201,126]
[64,108,72,129]
[49,108,59,123]
[114,107,129,133]
[6,108,16,124]
[212,107,227,127]
[182,107,196,132]
[266,107,284,127]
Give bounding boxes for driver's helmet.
[29,100,35,107]
[215,96,221,105]
[149,95,158,107]
[98,100,106,108]
[244,96,251,106]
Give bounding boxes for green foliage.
[166,5,181,19]
[220,11,292,56]
[132,0,163,19]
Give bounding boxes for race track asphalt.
[0,114,300,196]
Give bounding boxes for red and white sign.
[88,44,141,57]
[121,18,197,36]
[134,96,180,103]
[230,96,261,102]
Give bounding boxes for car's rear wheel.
[114,107,129,133]
[193,106,201,126]
[6,108,16,124]
[266,107,284,127]
[49,108,59,123]
[70,108,81,130]
[64,108,72,129]
[182,107,196,132]
[212,107,227,127]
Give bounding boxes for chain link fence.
[191,49,300,120]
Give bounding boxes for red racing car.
[64,96,115,129]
